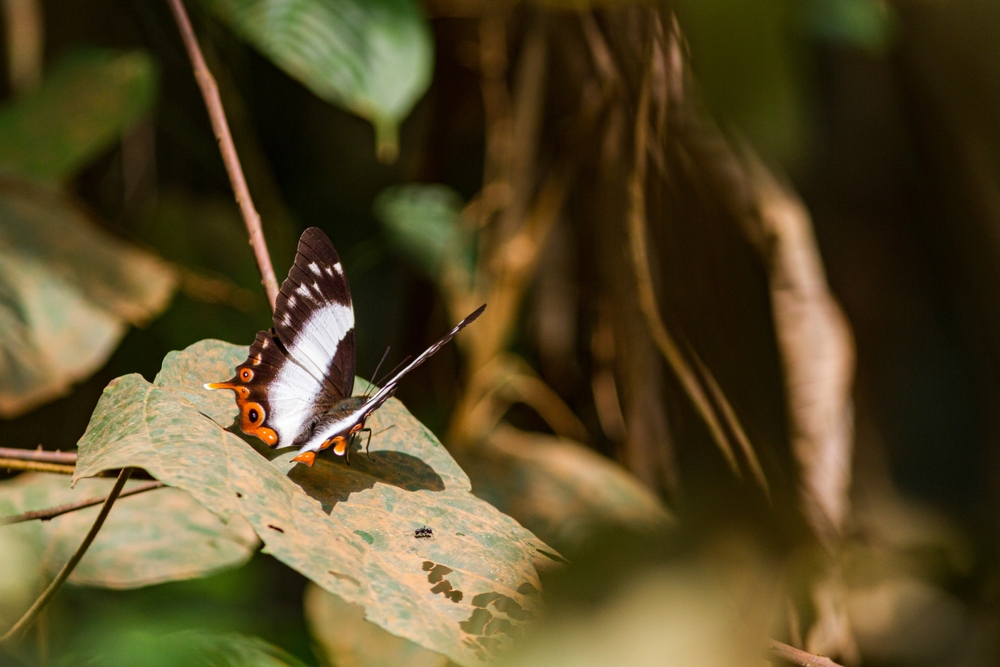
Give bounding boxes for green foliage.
[74,340,554,666]
[55,629,310,667]
[0,182,176,418]
[200,0,433,162]
[0,50,157,184]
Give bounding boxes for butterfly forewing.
[207,228,357,448]
[273,228,356,402]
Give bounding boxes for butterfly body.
[206,228,484,467]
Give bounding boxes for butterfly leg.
[357,428,373,458]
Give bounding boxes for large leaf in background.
[56,630,310,667]
[305,583,448,667]
[373,184,475,283]
[460,427,672,556]
[200,0,433,162]
[0,182,177,417]
[0,474,258,624]
[497,551,775,667]
[0,49,156,184]
[75,340,556,666]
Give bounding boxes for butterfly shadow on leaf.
[285,446,445,514]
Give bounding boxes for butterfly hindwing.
[206,330,326,447]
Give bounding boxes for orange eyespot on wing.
[241,401,263,426]
[239,368,254,381]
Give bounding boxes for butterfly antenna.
[365,346,392,399]
[376,355,412,388]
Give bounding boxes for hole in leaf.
[517,582,539,596]
[460,608,492,634]
[430,580,463,602]
[425,563,453,583]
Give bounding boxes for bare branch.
[0,447,77,465]
[0,468,133,644]
[1,480,164,526]
[165,0,279,312]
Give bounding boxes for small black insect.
[413,526,433,539]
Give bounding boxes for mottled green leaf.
[0,181,177,417]
[373,184,474,283]
[459,427,673,556]
[200,0,433,161]
[0,49,157,184]
[75,340,555,666]
[305,583,448,667]
[0,473,257,601]
[57,630,310,667]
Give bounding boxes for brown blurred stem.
[1,480,165,526]
[0,459,75,475]
[769,639,844,667]
[0,468,133,644]
[165,0,279,312]
[627,63,767,493]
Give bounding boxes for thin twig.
[769,639,844,667]
[165,0,279,312]
[0,459,75,475]
[1,480,164,526]
[0,468,133,644]
[0,447,77,465]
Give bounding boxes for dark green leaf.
[200,0,433,162]
[0,49,157,184]
[0,181,177,417]
[373,184,474,283]
[56,630,310,667]
[802,0,898,53]
[75,340,555,666]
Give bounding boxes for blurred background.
[1,0,999,665]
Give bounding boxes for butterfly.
[206,227,485,467]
